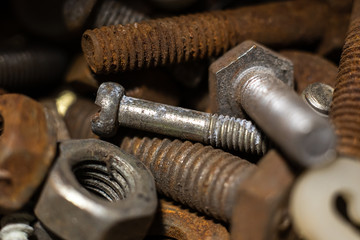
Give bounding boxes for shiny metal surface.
[92,82,268,155]
[302,82,334,117]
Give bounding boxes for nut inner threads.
[73,160,131,201]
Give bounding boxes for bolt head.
[92,82,125,138]
[209,40,294,118]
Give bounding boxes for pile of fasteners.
[1,0,360,239]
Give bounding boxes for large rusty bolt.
[330,0,360,159]
[81,1,328,74]
[35,139,157,240]
[0,94,57,213]
[209,40,336,168]
[147,199,230,239]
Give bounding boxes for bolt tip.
[82,30,104,74]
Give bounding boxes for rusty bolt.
[0,94,57,213]
[330,0,360,159]
[280,50,338,94]
[0,47,67,90]
[120,136,256,222]
[93,82,268,155]
[81,1,328,74]
[231,150,295,240]
[209,40,336,168]
[147,199,230,240]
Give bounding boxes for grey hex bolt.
[209,40,336,168]
[92,82,269,155]
[302,82,334,117]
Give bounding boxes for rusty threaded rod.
[330,0,360,158]
[120,136,256,223]
[82,1,328,74]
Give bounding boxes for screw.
[0,47,67,90]
[302,82,334,117]
[92,82,268,155]
[330,0,360,159]
[94,0,148,28]
[81,1,328,74]
[120,136,256,222]
[210,41,336,168]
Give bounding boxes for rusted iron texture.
[82,1,328,74]
[231,150,295,240]
[330,0,360,158]
[0,94,57,213]
[147,199,230,239]
[64,98,100,139]
[120,136,256,223]
[280,50,338,94]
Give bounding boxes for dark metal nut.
[35,139,157,240]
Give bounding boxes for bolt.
[209,40,336,168]
[94,0,148,28]
[280,50,338,94]
[81,1,328,74]
[120,136,256,222]
[92,82,268,155]
[302,82,334,117]
[330,0,360,159]
[147,199,230,239]
[0,47,67,90]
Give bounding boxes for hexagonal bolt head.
[209,40,294,118]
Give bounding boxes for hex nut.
[0,94,57,213]
[209,40,294,118]
[35,139,157,240]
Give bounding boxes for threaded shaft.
[330,0,360,158]
[120,136,256,222]
[94,0,148,28]
[64,98,99,139]
[207,114,268,155]
[0,48,67,90]
[82,1,327,73]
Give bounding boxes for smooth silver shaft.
[92,82,268,155]
[238,69,336,167]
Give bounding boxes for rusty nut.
[0,94,57,213]
[35,139,157,240]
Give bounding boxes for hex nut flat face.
[0,94,57,213]
[35,139,157,240]
[209,40,294,118]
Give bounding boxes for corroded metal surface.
[0,94,57,213]
[280,50,338,94]
[93,82,268,155]
[147,199,230,240]
[330,0,360,158]
[231,150,295,240]
[82,1,328,74]
[120,136,256,222]
[35,139,157,240]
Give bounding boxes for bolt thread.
[0,48,67,90]
[64,98,99,139]
[120,136,256,222]
[207,114,268,155]
[330,0,360,158]
[94,0,148,28]
[82,1,327,73]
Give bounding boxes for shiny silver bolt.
[92,82,268,155]
[302,82,334,117]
